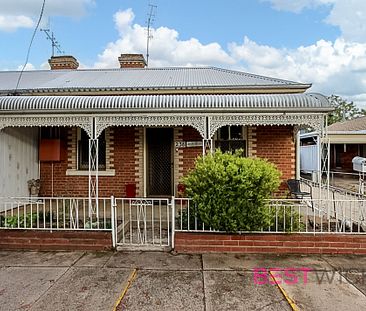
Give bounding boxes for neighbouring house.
[0,54,332,199]
[328,117,366,172]
[300,116,366,175]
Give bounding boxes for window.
[77,129,106,170]
[215,125,247,155]
[41,127,60,139]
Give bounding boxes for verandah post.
[202,116,213,157]
[171,196,175,249]
[111,195,116,249]
[88,118,99,219]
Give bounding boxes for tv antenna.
[40,28,64,56]
[146,3,157,67]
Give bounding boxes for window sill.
[66,169,115,176]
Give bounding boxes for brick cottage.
[0,54,332,199]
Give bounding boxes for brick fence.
[174,232,366,255]
[0,230,113,251]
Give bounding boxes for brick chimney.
[48,55,79,70]
[118,54,147,68]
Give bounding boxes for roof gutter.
[0,107,333,115]
[0,85,312,96]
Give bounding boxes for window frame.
[77,128,107,171]
[40,127,61,139]
[214,125,248,156]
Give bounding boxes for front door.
[147,128,173,196]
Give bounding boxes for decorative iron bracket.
[208,113,325,138]
[95,115,206,138]
[0,115,94,138]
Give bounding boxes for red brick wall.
[175,232,366,255]
[39,125,296,197]
[181,126,202,176]
[0,230,112,251]
[330,144,358,171]
[40,127,136,197]
[180,125,295,182]
[254,125,295,190]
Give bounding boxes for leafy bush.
[0,211,54,228]
[1,213,38,228]
[269,205,305,233]
[176,208,204,231]
[85,219,112,230]
[183,150,281,232]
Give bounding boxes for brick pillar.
[105,128,114,170]
[174,127,184,195]
[67,127,77,170]
[247,126,257,157]
[181,127,202,177]
[134,127,144,197]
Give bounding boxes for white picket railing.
[2,195,366,251]
[0,197,112,231]
[174,198,366,234]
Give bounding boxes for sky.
[0,0,366,107]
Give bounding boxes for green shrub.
[183,150,281,232]
[268,205,305,233]
[176,208,204,231]
[85,219,112,230]
[2,213,38,228]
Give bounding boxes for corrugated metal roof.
[0,93,331,113]
[328,116,366,132]
[0,67,310,93]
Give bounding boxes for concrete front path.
[0,251,365,311]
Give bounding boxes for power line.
[15,0,46,93]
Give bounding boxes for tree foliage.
[328,95,365,125]
[183,150,281,232]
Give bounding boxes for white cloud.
[264,0,366,43]
[94,9,234,69]
[230,37,366,106]
[326,0,366,43]
[348,94,366,109]
[0,15,34,32]
[229,37,285,69]
[40,61,50,70]
[0,0,94,17]
[114,8,134,35]
[251,1,366,106]
[0,0,94,32]
[263,0,332,13]
[95,8,366,107]
[17,63,35,71]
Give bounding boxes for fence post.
[171,196,175,250]
[111,196,116,249]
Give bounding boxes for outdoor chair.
[286,179,312,200]
[287,179,316,229]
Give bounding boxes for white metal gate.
[111,197,174,249]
